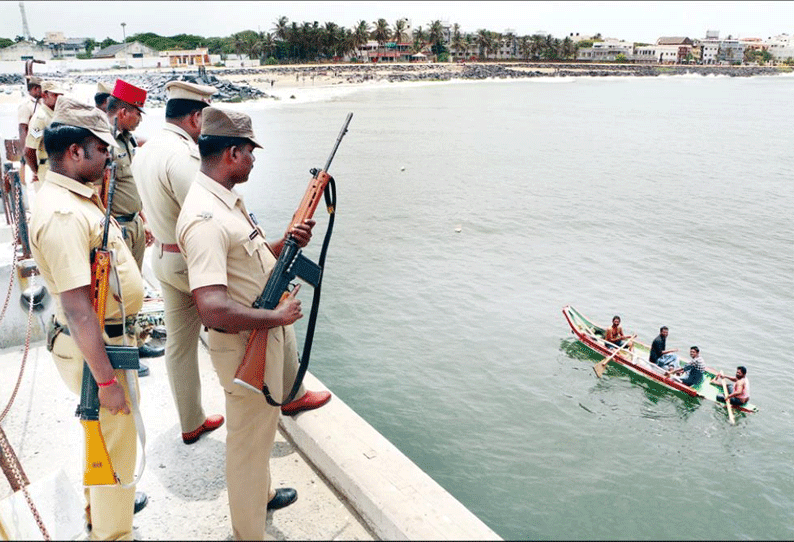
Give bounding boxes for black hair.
[737,366,747,376]
[612,315,620,321]
[660,326,668,332]
[43,123,96,160]
[94,92,111,108]
[165,98,209,120]
[198,134,252,159]
[690,346,699,353]
[27,81,41,92]
[106,96,137,115]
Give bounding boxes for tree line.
[0,16,586,63]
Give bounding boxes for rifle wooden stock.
[234,329,269,394]
[77,163,120,487]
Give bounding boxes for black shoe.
[138,343,165,358]
[134,491,148,514]
[151,326,167,339]
[138,362,150,377]
[267,488,297,511]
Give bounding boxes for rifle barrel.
[322,112,353,173]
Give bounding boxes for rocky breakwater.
[67,71,273,107]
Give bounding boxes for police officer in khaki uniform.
[106,79,163,363]
[17,75,42,152]
[29,96,145,540]
[133,80,225,443]
[177,107,313,539]
[23,80,65,189]
[94,81,112,113]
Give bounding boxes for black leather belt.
[59,322,125,338]
[115,213,138,223]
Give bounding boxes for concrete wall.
[281,372,501,540]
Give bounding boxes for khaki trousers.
[208,326,296,541]
[51,332,139,541]
[118,214,145,271]
[151,248,206,433]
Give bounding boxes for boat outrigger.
[562,305,758,415]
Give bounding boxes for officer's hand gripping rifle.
[234,113,352,406]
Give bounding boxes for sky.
[1,1,792,44]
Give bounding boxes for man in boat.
[649,326,679,369]
[604,315,633,350]
[666,346,704,387]
[714,366,750,406]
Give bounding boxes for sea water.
[3,73,793,539]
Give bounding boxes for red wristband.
[97,376,118,388]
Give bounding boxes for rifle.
[99,118,119,208]
[234,112,353,406]
[77,161,139,486]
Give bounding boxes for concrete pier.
[0,226,500,540]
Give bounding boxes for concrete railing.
[281,372,501,541]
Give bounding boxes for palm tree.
[530,34,545,60]
[476,29,491,60]
[451,24,465,61]
[412,25,427,54]
[428,19,444,61]
[519,36,531,61]
[371,18,390,62]
[393,18,407,62]
[323,21,340,59]
[354,20,370,60]
[560,36,575,60]
[273,16,289,41]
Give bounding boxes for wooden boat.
[562,305,758,414]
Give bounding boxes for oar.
[593,334,636,378]
[719,375,736,425]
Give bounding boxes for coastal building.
[159,48,211,67]
[92,41,158,60]
[43,32,90,58]
[764,33,794,61]
[577,39,634,62]
[716,37,747,64]
[0,40,52,62]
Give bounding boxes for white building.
[0,41,52,62]
[765,33,794,61]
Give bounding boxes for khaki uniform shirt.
[24,102,54,181]
[176,172,289,396]
[29,171,144,325]
[110,131,143,217]
[17,95,38,125]
[132,123,199,243]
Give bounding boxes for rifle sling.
[262,178,336,407]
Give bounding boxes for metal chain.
[0,177,50,539]
[0,184,21,324]
[0,428,50,540]
[0,273,35,424]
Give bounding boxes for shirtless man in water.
[714,366,750,406]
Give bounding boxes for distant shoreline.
[0,62,789,107]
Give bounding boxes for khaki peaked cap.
[96,81,112,95]
[26,75,42,86]
[51,96,119,148]
[41,80,67,94]
[165,80,217,103]
[201,107,263,148]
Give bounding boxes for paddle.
[718,374,736,425]
[593,334,636,378]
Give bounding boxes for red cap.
[111,79,147,111]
